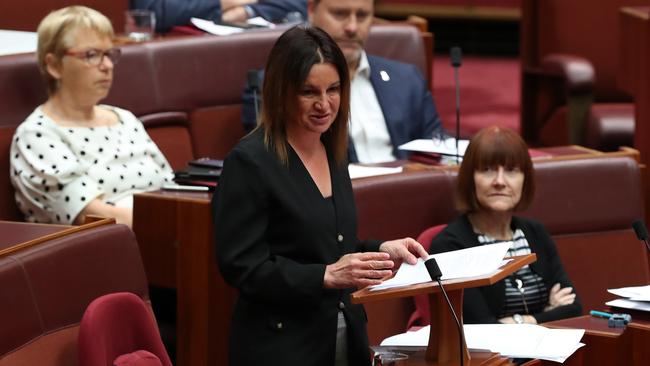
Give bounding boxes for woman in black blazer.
[429,127,581,325]
[212,26,427,366]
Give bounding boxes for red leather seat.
[406,224,447,329]
[78,292,172,366]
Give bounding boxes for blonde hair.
[37,6,114,95]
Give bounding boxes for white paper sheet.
[0,30,37,56]
[606,298,650,312]
[190,18,243,35]
[398,138,470,156]
[381,324,585,363]
[348,164,403,179]
[370,242,511,291]
[608,284,650,301]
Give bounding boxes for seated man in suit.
[131,0,307,32]
[244,0,444,163]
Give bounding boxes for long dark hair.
[260,25,350,165]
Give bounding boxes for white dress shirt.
[349,52,396,163]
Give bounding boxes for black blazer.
[430,215,582,324]
[212,129,380,366]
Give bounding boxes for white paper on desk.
[381,324,585,363]
[606,298,650,312]
[348,164,403,179]
[191,18,243,35]
[608,284,650,301]
[370,242,511,291]
[247,17,275,28]
[0,30,37,56]
[398,138,470,156]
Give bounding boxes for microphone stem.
[437,278,465,366]
[454,67,461,164]
[645,239,650,252]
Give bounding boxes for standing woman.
[212,26,427,366]
[10,6,174,227]
[430,126,581,325]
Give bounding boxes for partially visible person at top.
[130,0,307,32]
[429,126,582,324]
[10,6,174,228]
[243,0,444,164]
[213,25,428,366]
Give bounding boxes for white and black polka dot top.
[10,105,175,224]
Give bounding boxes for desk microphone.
[247,69,261,125]
[632,219,650,252]
[450,47,463,164]
[425,258,465,366]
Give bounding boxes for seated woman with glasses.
[429,126,582,324]
[10,6,173,227]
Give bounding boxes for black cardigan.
[212,129,380,366]
[430,215,582,324]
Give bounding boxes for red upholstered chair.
[406,224,447,330]
[78,292,173,366]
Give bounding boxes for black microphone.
[450,47,462,164]
[425,258,465,366]
[632,219,650,252]
[247,69,261,125]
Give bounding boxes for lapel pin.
[380,70,390,81]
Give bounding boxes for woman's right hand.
[323,252,394,289]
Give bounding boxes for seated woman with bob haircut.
[10,6,174,227]
[429,126,582,324]
[212,25,428,366]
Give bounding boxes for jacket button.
[337,234,344,243]
[276,322,283,329]
[338,301,345,310]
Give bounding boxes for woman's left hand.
[379,237,429,269]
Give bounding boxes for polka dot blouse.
[10,105,175,224]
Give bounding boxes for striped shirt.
[477,229,548,317]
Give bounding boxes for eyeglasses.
[64,48,121,66]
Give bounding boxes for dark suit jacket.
[212,129,380,366]
[131,0,306,32]
[242,55,443,162]
[429,215,582,324]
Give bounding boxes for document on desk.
[398,138,470,156]
[606,298,650,312]
[370,242,511,291]
[0,30,37,56]
[191,18,243,35]
[608,284,650,301]
[348,164,403,179]
[381,324,585,363]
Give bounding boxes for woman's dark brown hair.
[260,25,350,166]
[456,126,535,212]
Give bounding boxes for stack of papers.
[606,284,650,312]
[381,324,585,363]
[398,138,470,156]
[370,242,511,291]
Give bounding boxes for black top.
[212,129,381,366]
[429,214,582,324]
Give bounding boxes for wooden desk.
[545,315,650,366]
[133,191,232,366]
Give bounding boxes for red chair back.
[78,292,172,366]
[406,224,447,329]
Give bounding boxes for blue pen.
[590,310,613,319]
